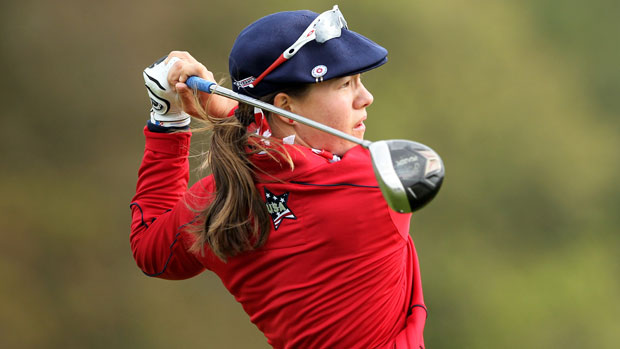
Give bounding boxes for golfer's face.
[291,74,373,155]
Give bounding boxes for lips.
[353,116,367,132]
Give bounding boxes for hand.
[143,56,190,127]
[163,51,238,119]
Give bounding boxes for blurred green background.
[1,0,618,347]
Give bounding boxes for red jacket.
[130,127,426,348]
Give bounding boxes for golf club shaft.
[186,76,372,148]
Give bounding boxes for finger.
[164,51,181,64]
[178,63,209,84]
[176,83,202,117]
[166,60,186,91]
[179,72,188,83]
[164,51,195,64]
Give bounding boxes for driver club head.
[369,140,445,213]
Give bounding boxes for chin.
[351,128,365,139]
[332,142,358,156]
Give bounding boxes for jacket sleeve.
[129,126,206,280]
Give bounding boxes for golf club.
[186,76,444,213]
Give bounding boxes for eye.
[341,79,351,88]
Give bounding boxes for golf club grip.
[186,76,216,93]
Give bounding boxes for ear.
[273,92,296,125]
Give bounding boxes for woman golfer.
[131,6,427,348]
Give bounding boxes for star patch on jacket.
[264,188,296,230]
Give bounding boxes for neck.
[269,116,296,140]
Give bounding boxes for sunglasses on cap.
[249,5,348,88]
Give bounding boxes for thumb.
[176,83,204,118]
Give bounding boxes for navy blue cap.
[229,9,388,97]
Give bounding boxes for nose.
[354,81,374,109]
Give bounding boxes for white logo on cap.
[234,76,256,88]
[311,65,328,79]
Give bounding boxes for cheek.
[319,104,352,130]
[293,93,358,153]
[302,95,350,125]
